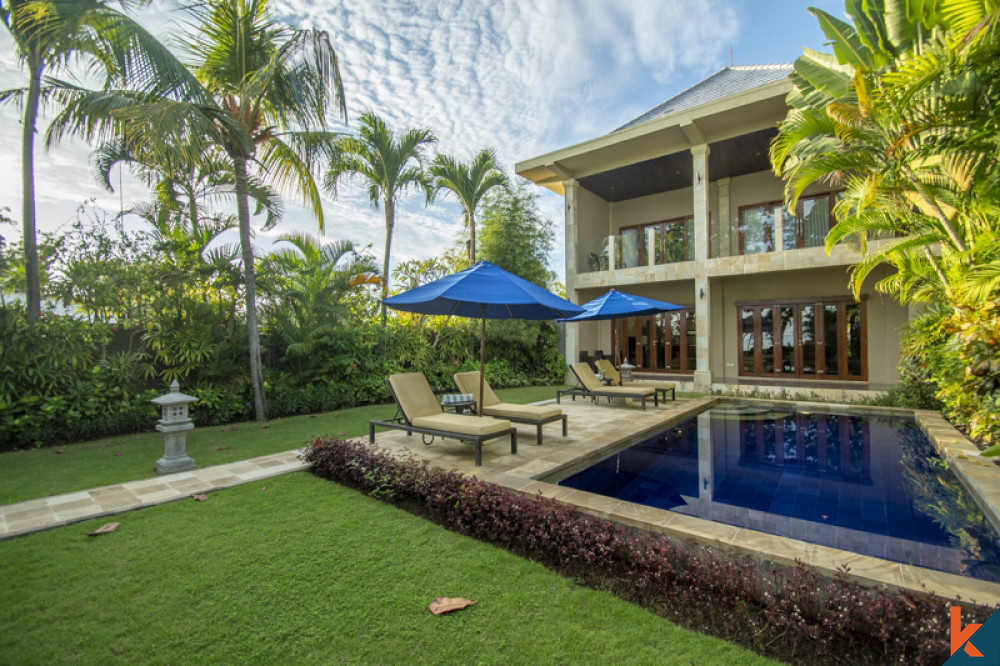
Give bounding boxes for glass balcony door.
[616,309,695,373]
[783,193,837,250]
[738,298,866,380]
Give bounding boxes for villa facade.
[516,65,907,395]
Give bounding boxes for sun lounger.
[558,362,657,410]
[595,359,676,401]
[369,372,517,466]
[453,371,567,445]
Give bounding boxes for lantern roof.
[151,380,197,406]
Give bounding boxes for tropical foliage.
[0,0,201,323]
[771,0,1000,446]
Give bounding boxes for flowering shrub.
[305,437,996,665]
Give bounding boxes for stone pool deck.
[2,395,999,606]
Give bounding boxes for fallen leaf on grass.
[428,597,476,615]
[221,425,238,432]
[98,443,111,448]
[87,522,119,536]
[192,494,208,502]
[261,486,267,491]
[216,446,230,451]
[113,452,123,457]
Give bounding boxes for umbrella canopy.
[383,261,584,414]
[557,289,682,322]
[558,289,683,372]
[384,260,583,320]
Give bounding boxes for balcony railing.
[577,226,693,274]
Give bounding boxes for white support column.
[691,145,713,392]
[564,180,580,370]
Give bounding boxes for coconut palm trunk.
[233,155,267,421]
[20,56,41,321]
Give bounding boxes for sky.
[0,0,845,284]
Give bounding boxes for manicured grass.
[0,472,777,665]
[0,385,567,505]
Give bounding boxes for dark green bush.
[0,304,565,449]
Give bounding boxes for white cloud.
[0,0,742,285]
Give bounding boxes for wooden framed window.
[615,308,696,374]
[738,202,781,255]
[783,192,838,250]
[737,297,866,380]
[619,216,694,266]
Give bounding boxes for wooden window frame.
[737,200,782,256]
[784,192,839,250]
[735,296,868,381]
[619,216,694,265]
[615,308,696,374]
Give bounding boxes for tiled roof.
[615,64,794,131]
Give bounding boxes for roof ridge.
[613,63,795,132]
[729,63,794,70]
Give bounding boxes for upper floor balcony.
[572,190,877,288]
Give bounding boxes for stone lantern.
[151,380,197,474]
[620,359,635,382]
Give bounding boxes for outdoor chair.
[558,362,657,410]
[369,372,517,466]
[453,371,567,446]
[595,359,676,401]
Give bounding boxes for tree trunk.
[233,155,267,422]
[21,57,42,324]
[468,210,476,267]
[381,197,394,327]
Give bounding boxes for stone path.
[0,450,308,540]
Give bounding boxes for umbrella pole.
[479,305,486,417]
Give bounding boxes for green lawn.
[0,472,777,665]
[0,385,566,505]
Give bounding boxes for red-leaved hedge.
[304,437,995,665]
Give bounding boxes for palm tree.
[53,0,347,421]
[324,111,436,325]
[261,232,377,372]
[0,0,199,323]
[430,148,507,266]
[93,139,285,235]
[770,2,1000,307]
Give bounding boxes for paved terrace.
[2,395,999,606]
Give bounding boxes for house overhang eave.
[515,77,792,197]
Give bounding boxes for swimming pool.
[556,402,1000,581]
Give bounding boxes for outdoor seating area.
[453,371,567,445]
[595,359,676,401]
[559,362,658,410]
[368,372,517,466]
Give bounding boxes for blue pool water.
[558,403,1000,580]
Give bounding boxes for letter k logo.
[953,607,985,658]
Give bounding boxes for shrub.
[305,438,996,666]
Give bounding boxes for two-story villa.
[516,64,906,396]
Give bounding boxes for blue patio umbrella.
[383,261,585,413]
[558,289,683,370]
